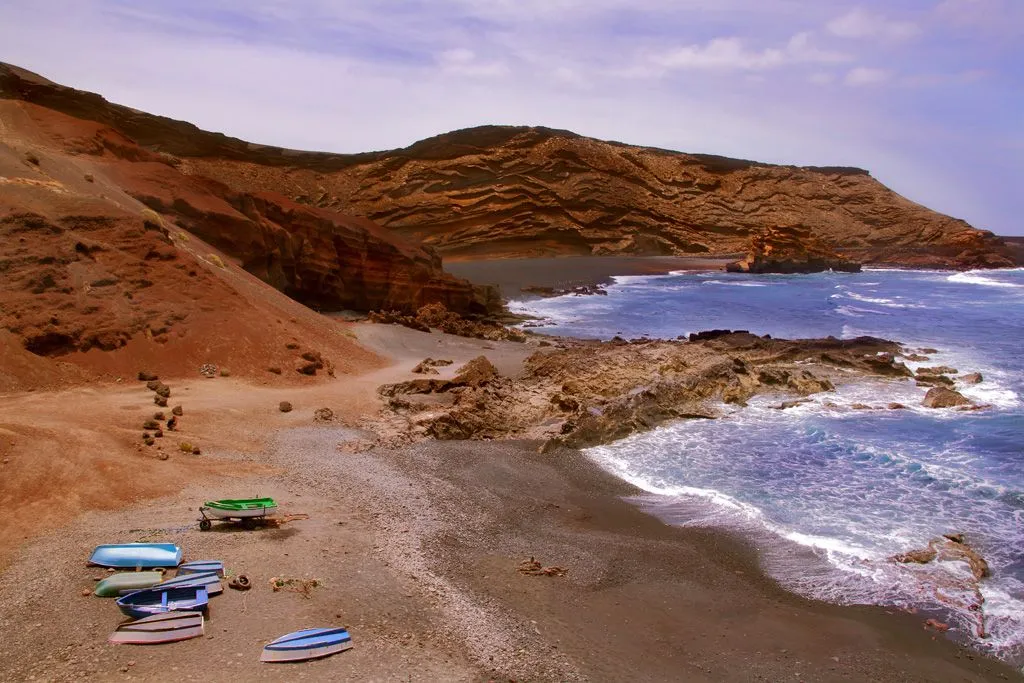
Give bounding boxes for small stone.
[156,451,169,461]
[279,401,293,413]
[171,405,183,416]
[81,589,91,597]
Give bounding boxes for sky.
[2,0,1022,235]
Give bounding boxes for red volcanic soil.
[0,99,389,390]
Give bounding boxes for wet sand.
[445,255,733,299]
[0,323,1018,681]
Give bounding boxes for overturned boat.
[88,543,182,568]
[109,611,205,645]
[260,627,353,663]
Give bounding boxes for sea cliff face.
[187,127,1015,270]
[1,63,1014,271]
[0,63,492,318]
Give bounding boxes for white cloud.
[648,32,849,72]
[845,66,890,86]
[437,48,508,77]
[827,8,919,41]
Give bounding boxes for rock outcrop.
[370,333,913,451]
[726,226,861,274]
[1,64,1015,270]
[922,387,972,409]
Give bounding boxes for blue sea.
[510,268,1024,659]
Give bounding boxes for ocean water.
[510,268,1024,659]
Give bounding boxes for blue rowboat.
[89,543,182,568]
[115,586,208,620]
[152,571,222,596]
[260,628,353,663]
[177,560,224,577]
[109,611,205,645]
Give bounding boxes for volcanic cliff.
[2,63,1014,270]
[0,63,494,388]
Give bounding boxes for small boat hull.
[109,612,204,645]
[261,628,352,663]
[203,498,277,519]
[116,586,209,620]
[89,543,182,568]
[178,560,224,577]
[94,571,164,597]
[154,571,223,596]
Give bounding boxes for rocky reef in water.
[726,225,862,274]
[363,332,920,451]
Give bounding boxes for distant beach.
[445,255,734,299]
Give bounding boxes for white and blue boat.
[89,543,182,568]
[152,571,222,596]
[115,585,209,620]
[109,611,205,645]
[177,560,224,577]
[260,628,353,663]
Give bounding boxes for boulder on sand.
[453,356,499,387]
[921,387,972,409]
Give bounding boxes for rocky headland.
[726,225,862,274]
[2,62,1016,274]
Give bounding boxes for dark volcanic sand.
[391,439,1017,682]
[445,256,733,299]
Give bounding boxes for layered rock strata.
[2,63,1015,269]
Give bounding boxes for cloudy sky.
[2,0,1022,234]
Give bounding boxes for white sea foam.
[948,271,1024,289]
[701,280,769,287]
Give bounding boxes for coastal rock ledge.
[727,225,861,274]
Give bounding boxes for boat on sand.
[202,498,277,519]
[109,612,205,645]
[177,560,224,577]
[260,627,353,663]
[94,571,164,597]
[153,571,223,595]
[115,585,209,620]
[88,543,182,568]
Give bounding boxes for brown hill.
[190,126,1013,269]
[3,63,1013,269]
[0,65,497,389]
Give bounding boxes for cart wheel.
[199,519,212,531]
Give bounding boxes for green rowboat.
[202,498,277,519]
[94,571,164,597]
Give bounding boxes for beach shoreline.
[445,255,734,300]
[0,322,1018,681]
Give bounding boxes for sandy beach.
[0,314,1019,682]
